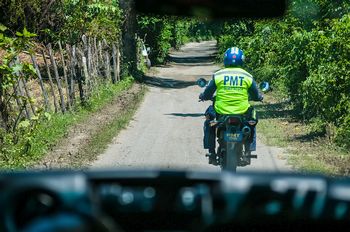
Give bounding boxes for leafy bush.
[0,0,122,44]
[216,1,350,149]
[59,0,122,43]
[137,16,220,64]
[171,20,192,49]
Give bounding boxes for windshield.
[0,0,349,176]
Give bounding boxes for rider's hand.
[199,93,204,101]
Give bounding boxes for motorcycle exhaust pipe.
[242,126,251,135]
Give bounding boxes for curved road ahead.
[93,41,291,172]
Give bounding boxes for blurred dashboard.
[1,170,350,231]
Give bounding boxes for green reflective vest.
[214,67,253,115]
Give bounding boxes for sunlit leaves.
[15,28,37,38]
[0,23,7,32]
[60,0,122,43]
[216,1,350,148]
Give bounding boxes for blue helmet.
[223,47,245,67]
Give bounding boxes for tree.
[119,0,138,78]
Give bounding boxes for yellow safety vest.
[214,67,253,115]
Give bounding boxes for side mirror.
[197,78,208,88]
[259,82,270,92]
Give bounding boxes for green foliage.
[137,16,177,64]
[137,17,219,64]
[216,1,350,149]
[0,2,129,168]
[171,20,192,49]
[0,110,51,168]
[0,26,37,127]
[187,20,220,42]
[0,0,46,32]
[0,77,135,169]
[59,0,122,43]
[0,26,45,167]
[0,30,36,89]
[0,0,122,44]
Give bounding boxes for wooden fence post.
[103,40,112,82]
[14,79,31,119]
[12,83,27,119]
[12,81,30,131]
[93,37,99,77]
[31,54,50,111]
[82,56,90,93]
[47,43,66,113]
[81,35,93,94]
[76,46,86,104]
[87,37,98,88]
[116,45,120,81]
[42,50,59,113]
[68,44,77,105]
[87,37,92,74]
[12,58,31,119]
[105,51,112,82]
[20,77,36,116]
[58,41,71,109]
[98,41,103,77]
[112,44,118,84]
[14,57,36,116]
[0,74,9,129]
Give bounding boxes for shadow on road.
[171,62,216,67]
[167,55,216,65]
[293,131,326,142]
[145,42,217,89]
[255,100,329,142]
[254,101,296,120]
[165,113,204,117]
[144,75,197,89]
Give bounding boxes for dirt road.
[92,41,291,172]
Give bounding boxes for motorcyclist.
[199,47,263,165]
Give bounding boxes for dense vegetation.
[217,0,350,150]
[137,17,216,64]
[0,0,207,167]
[0,0,122,44]
[0,0,214,67]
[0,0,127,167]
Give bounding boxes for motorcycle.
[197,78,266,172]
[210,114,257,171]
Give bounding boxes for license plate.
[224,132,243,142]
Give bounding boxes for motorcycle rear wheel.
[222,142,240,172]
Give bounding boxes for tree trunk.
[119,0,138,79]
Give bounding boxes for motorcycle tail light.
[227,117,240,125]
[248,120,257,126]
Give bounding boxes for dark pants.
[203,105,257,154]
[203,105,217,153]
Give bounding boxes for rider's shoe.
[238,158,249,166]
[206,153,219,166]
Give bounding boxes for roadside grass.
[253,93,349,176]
[70,85,147,168]
[1,78,136,169]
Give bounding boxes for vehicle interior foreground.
[1,170,350,231]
